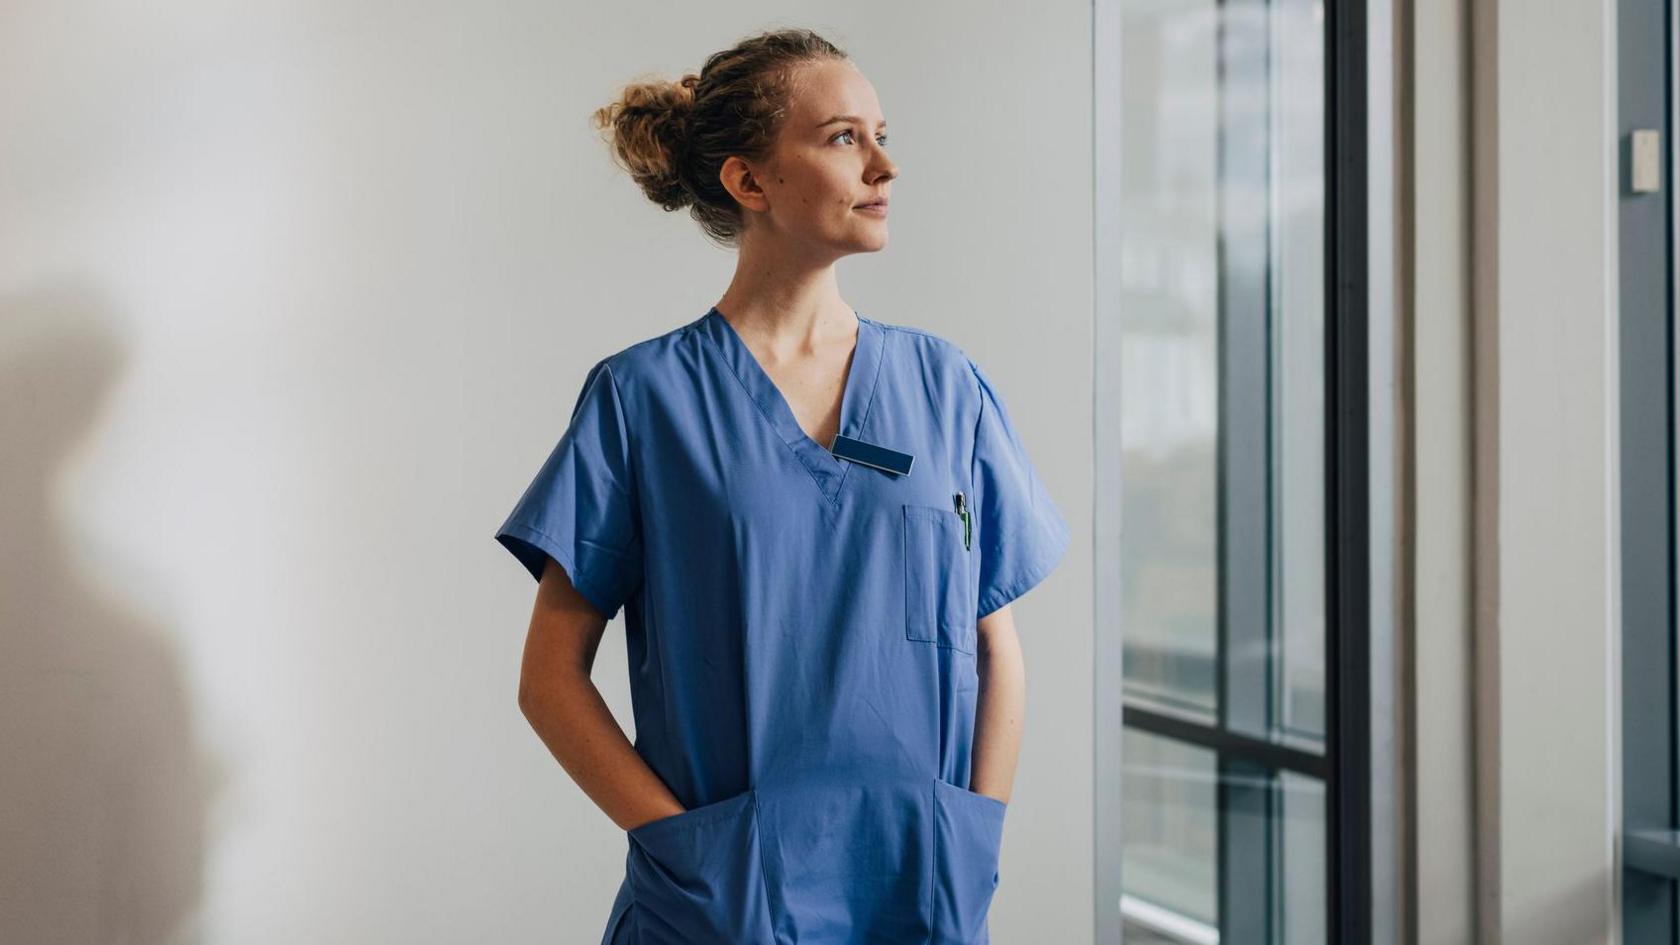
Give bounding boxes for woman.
[496,28,1071,945]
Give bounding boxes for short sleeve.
[494,358,644,620]
[968,356,1073,618]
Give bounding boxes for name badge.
[829,434,914,477]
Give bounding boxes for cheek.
[772,164,853,220]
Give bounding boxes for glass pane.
[1121,729,1218,939]
[1118,0,1328,739]
[1118,0,1221,717]
[1116,0,1331,938]
[1120,727,1329,944]
[1271,0,1327,745]
[1278,772,1327,944]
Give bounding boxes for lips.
[855,199,889,209]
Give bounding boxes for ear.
[719,154,772,214]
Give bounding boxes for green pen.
[953,490,971,550]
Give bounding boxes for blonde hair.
[591,28,849,249]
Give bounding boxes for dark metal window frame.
[1620,0,1678,940]
[1093,0,1375,941]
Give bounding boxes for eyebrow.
[815,115,888,130]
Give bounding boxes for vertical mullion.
[1091,0,1125,935]
[1218,0,1276,744]
[1219,0,1278,940]
[1221,759,1275,942]
[1669,3,1678,939]
[1216,0,1231,927]
[1327,0,1371,943]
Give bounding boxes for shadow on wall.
[0,285,214,943]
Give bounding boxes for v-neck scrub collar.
[697,307,886,506]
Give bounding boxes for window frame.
[1619,0,1678,939]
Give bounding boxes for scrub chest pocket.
[902,503,976,654]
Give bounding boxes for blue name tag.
[829,434,915,477]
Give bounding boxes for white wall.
[1470,0,1621,941]
[1403,0,1624,942]
[1405,0,1622,942]
[0,3,1094,943]
[1407,0,1478,941]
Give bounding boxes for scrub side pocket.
[903,504,976,654]
[625,789,775,945]
[930,777,1009,945]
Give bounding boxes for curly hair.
[590,28,849,249]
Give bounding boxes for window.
[1096,0,1375,941]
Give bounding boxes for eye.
[833,129,890,147]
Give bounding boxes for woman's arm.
[970,604,1027,803]
[516,557,684,832]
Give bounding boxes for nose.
[866,141,897,181]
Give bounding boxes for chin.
[851,228,889,249]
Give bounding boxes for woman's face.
[731,59,897,258]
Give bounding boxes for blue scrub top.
[495,306,1071,945]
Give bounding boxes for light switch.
[1631,129,1661,193]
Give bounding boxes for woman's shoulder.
[585,311,713,389]
[863,313,976,376]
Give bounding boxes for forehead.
[785,60,884,124]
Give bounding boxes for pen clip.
[953,491,971,551]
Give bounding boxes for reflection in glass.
[1120,732,1327,944]
[1122,729,1218,940]
[1116,0,1329,939]
[1277,773,1326,944]
[1271,0,1326,745]
[1118,0,1221,718]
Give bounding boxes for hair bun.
[594,28,850,248]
